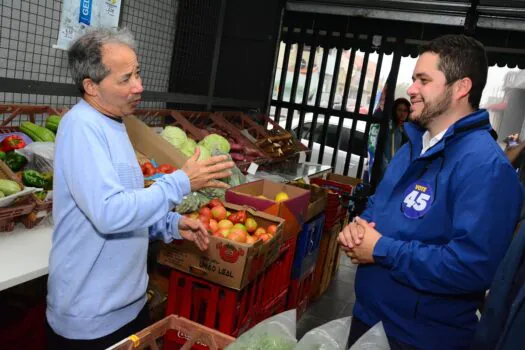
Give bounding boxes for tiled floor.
[297,249,357,340]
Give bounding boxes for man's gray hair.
[68,28,137,94]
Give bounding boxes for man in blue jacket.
[339,35,523,349]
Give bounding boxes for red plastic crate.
[287,269,315,320]
[164,270,260,349]
[258,237,296,311]
[114,315,235,350]
[311,177,354,228]
[256,289,288,324]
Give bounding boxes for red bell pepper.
[1,135,26,152]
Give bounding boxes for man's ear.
[83,78,98,97]
[454,77,473,102]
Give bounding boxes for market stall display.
[0,103,379,350]
[0,105,64,229]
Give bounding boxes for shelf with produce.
[132,108,171,129]
[0,104,66,128]
[170,110,212,141]
[0,105,59,229]
[215,111,310,160]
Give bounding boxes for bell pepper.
[1,135,26,152]
[5,152,27,172]
[22,170,48,188]
[0,151,6,161]
[42,172,53,190]
[35,191,48,201]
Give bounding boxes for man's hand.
[178,216,210,251]
[343,217,382,265]
[182,148,235,191]
[338,216,376,249]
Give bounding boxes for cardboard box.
[326,173,361,187]
[124,115,188,168]
[225,180,311,240]
[289,182,328,222]
[158,203,284,290]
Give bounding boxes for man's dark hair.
[421,34,488,109]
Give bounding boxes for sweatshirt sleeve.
[149,212,183,242]
[372,162,523,295]
[60,117,191,235]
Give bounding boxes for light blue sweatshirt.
[46,99,190,339]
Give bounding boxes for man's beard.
[414,86,453,129]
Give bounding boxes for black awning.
[281,7,525,68]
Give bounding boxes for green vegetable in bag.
[5,151,27,172]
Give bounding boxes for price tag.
[247,162,259,175]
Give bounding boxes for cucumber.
[0,179,21,196]
[20,122,56,142]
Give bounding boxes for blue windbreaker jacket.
[353,109,523,349]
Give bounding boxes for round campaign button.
[401,180,434,219]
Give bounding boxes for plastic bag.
[0,187,40,208]
[15,142,54,173]
[296,316,352,350]
[350,322,390,350]
[225,310,297,350]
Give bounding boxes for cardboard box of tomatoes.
[225,180,310,240]
[158,200,284,290]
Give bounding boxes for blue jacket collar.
[404,109,491,160]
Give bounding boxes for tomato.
[144,167,156,177]
[158,164,175,174]
[236,210,247,224]
[208,198,224,208]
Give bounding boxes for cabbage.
[180,138,197,157]
[198,134,230,154]
[197,145,211,161]
[161,126,187,148]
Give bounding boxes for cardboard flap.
[327,173,361,186]
[225,190,279,213]
[124,115,188,168]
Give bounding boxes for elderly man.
[45,28,234,349]
[339,35,523,349]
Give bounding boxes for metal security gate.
[269,12,402,184]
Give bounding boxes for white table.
[0,220,53,291]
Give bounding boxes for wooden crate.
[215,111,309,159]
[133,108,171,128]
[0,104,66,127]
[0,160,35,232]
[319,226,341,296]
[309,221,342,300]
